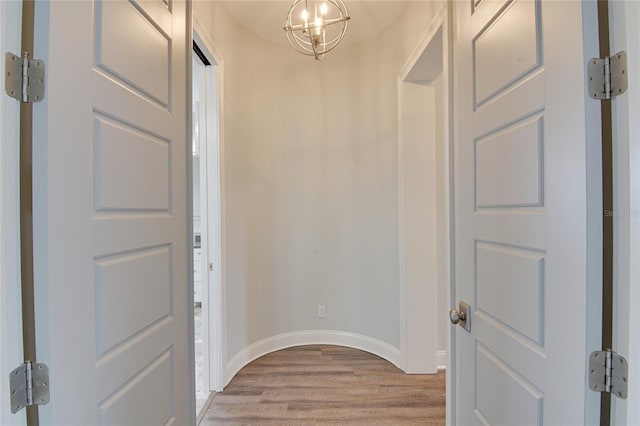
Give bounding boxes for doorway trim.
[610,1,640,423]
[193,17,226,393]
[396,0,452,409]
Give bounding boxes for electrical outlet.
[317,305,326,318]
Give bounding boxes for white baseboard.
[437,350,446,370]
[225,330,402,387]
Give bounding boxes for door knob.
[449,309,465,324]
[449,301,471,332]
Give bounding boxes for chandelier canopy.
[283,0,351,60]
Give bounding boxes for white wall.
[193,0,444,373]
[402,80,438,373]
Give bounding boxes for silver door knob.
[449,309,465,324]
[449,301,471,332]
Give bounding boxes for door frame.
[610,1,640,424]
[192,45,211,403]
[0,1,26,424]
[193,17,226,393]
[397,3,454,419]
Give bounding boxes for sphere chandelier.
[283,0,351,60]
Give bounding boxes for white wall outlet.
[317,305,326,318]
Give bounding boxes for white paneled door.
[453,1,598,424]
[32,1,192,424]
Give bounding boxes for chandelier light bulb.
[314,17,323,35]
[283,0,350,60]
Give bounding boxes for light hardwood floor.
[199,345,446,425]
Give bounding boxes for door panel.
[475,343,544,425]
[475,115,543,208]
[454,0,596,424]
[94,115,171,210]
[33,1,191,424]
[97,1,171,106]
[473,0,540,106]
[476,243,544,344]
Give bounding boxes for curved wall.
[193,0,444,384]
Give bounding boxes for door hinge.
[5,52,45,103]
[9,361,50,414]
[589,350,628,399]
[588,51,628,100]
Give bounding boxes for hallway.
[199,345,445,425]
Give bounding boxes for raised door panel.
[475,344,543,425]
[95,1,170,107]
[94,115,171,212]
[476,242,544,345]
[475,115,543,208]
[473,0,540,106]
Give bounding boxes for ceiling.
[222,1,408,48]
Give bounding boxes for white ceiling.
[221,1,408,48]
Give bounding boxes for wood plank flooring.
[199,345,445,425]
